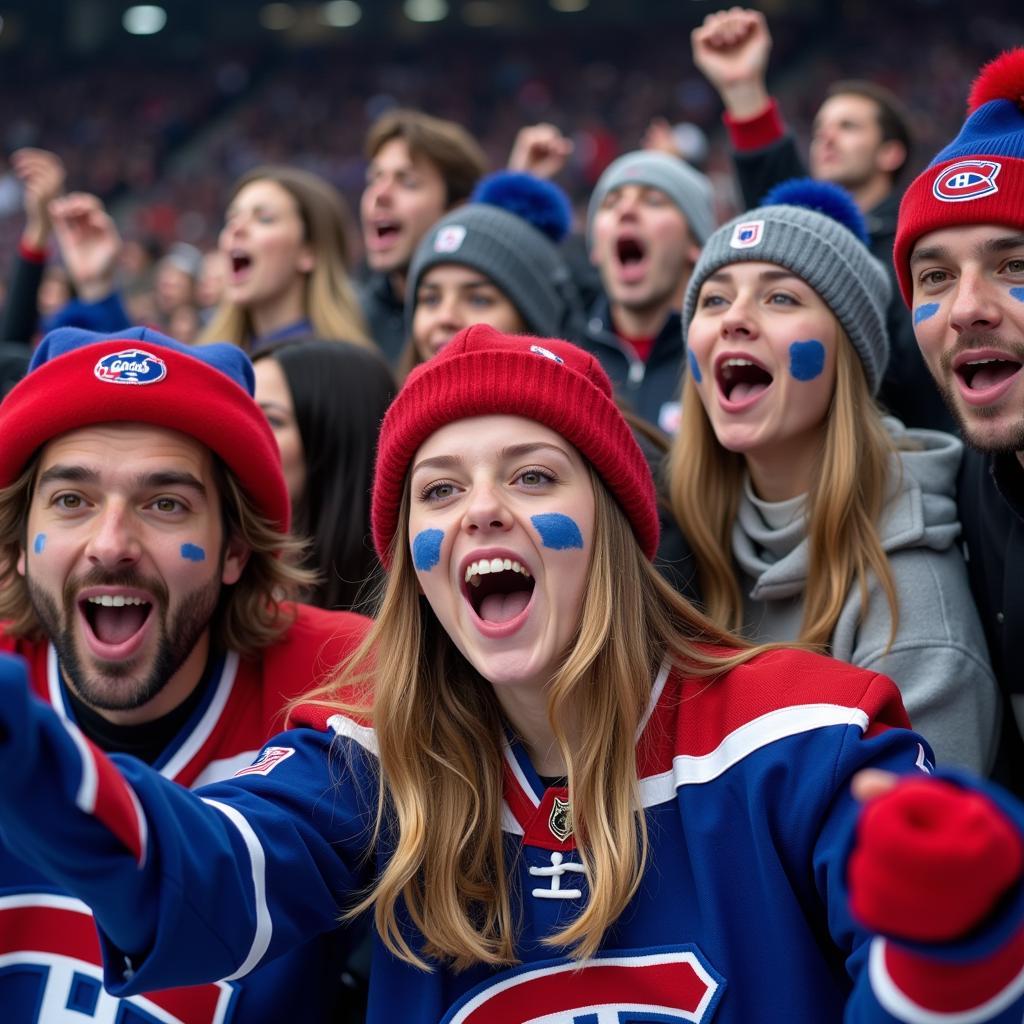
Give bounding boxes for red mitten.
[849,778,1024,942]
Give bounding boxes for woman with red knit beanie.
[0,324,1021,1021]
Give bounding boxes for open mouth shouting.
[952,348,1024,406]
[228,249,253,283]
[614,233,649,284]
[460,550,536,638]
[78,588,156,661]
[366,219,402,253]
[714,353,775,412]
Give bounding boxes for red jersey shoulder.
[0,627,50,701]
[637,648,908,778]
[250,603,371,704]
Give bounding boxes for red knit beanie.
[894,49,1024,305]
[0,327,290,531]
[372,324,659,565]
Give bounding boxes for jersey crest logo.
[441,946,725,1023]
[234,745,295,778]
[548,796,572,841]
[932,160,1001,202]
[94,349,168,386]
[730,220,764,249]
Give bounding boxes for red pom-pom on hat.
[968,48,1024,114]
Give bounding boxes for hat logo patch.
[730,220,764,249]
[94,348,168,386]
[530,344,564,364]
[434,225,467,253]
[933,160,1001,203]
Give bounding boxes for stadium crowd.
[1,3,1024,1022]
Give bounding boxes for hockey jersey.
[0,646,1021,1023]
[0,603,369,1024]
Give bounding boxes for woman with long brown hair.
[198,165,371,352]
[668,179,997,773]
[0,325,1020,1021]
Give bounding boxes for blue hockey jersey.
[0,646,1021,1022]
[0,604,369,1024]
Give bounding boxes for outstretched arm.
[0,652,371,996]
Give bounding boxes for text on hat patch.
[94,349,168,386]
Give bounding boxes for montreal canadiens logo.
[94,348,167,386]
[932,160,1002,203]
[441,947,724,1024]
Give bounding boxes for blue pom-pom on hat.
[471,171,572,244]
[761,178,869,245]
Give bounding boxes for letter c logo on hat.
[933,160,1002,203]
[94,349,168,386]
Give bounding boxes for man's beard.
[936,333,1024,454]
[27,566,222,712]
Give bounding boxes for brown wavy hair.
[0,455,314,655]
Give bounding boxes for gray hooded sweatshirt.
[733,421,999,774]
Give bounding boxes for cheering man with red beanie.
[893,49,1024,797]
[0,327,370,1023]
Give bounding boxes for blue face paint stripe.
[531,513,584,550]
[33,533,46,554]
[788,340,826,382]
[412,529,444,572]
[914,302,940,325]
[180,543,206,562]
[1010,287,1024,303]
[687,349,702,384]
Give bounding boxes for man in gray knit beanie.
[582,150,718,434]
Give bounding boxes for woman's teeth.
[465,558,531,587]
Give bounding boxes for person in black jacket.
[691,6,954,433]
[358,109,487,366]
[892,47,1024,793]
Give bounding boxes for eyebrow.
[704,268,801,285]
[911,233,1024,265]
[411,442,572,475]
[37,465,207,495]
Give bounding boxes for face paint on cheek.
[33,533,46,554]
[1010,287,1024,303]
[412,529,444,572]
[180,543,207,562]
[531,513,584,550]
[788,340,826,382]
[687,349,703,384]
[914,303,940,325]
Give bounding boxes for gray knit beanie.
[407,204,576,340]
[586,150,716,245]
[682,180,891,394]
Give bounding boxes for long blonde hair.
[669,329,900,651]
[198,166,371,350]
[297,469,766,971]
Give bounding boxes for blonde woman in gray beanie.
[667,179,999,775]
[400,171,583,381]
